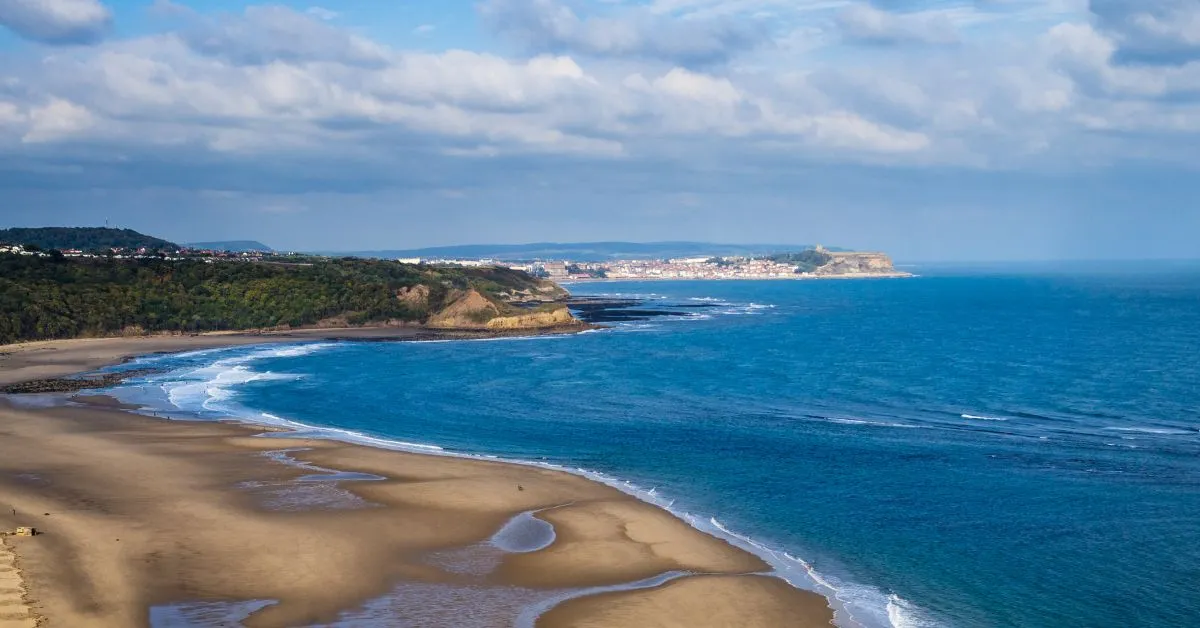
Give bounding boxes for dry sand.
[0,336,835,627]
[0,537,36,628]
[539,575,837,628]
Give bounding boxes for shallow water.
[114,264,1200,627]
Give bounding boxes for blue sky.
[0,0,1198,260]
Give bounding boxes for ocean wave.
[961,414,1009,422]
[1104,427,1194,435]
[127,343,339,417]
[887,594,940,628]
[827,418,922,430]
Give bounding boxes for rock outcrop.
[426,289,501,329]
[813,252,906,276]
[426,289,582,330]
[485,306,577,330]
[500,281,571,303]
[396,284,431,309]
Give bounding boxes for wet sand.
[0,337,834,627]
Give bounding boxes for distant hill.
[188,240,274,252]
[341,242,841,262]
[0,227,178,252]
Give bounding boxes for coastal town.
[1,239,908,281]
[410,248,909,281]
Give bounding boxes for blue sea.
[108,264,1200,628]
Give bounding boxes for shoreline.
[560,273,914,284]
[0,336,837,627]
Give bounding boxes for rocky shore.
[0,368,162,395]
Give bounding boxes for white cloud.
[23,98,95,143]
[480,0,768,65]
[178,5,389,66]
[652,68,743,106]
[837,4,960,45]
[1089,0,1200,63]
[1045,22,1200,98]
[0,0,111,44]
[306,7,338,21]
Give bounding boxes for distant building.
[543,261,569,279]
[397,257,423,264]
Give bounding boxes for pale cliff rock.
[426,289,500,329]
[814,252,904,276]
[485,306,577,330]
[427,289,581,330]
[396,284,431,309]
[496,280,571,303]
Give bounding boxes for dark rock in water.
[580,309,692,323]
[1,368,160,394]
[567,297,698,323]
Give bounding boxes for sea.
[103,262,1200,628]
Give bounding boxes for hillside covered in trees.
[0,255,573,345]
[0,227,179,252]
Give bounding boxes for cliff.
[813,252,907,277]
[426,289,583,331]
[486,306,577,330]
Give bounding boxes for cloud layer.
[0,0,111,44]
[481,0,768,65]
[0,0,1196,257]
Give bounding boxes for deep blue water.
[110,266,1200,627]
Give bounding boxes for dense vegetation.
[764,249,834,273]
[0,255,557,344]
[0,227,179,252]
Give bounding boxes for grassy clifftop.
[0,255,575,345]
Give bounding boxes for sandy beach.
[0,336,834,627]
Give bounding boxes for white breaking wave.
[1104,427,1194,435]
[154,343,337,415]
[828,418,922,430]
[887,594,941,628]
[962,414,1009,422]
[703,518,920,628]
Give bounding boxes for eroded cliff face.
[495,280,571,303]
[813,252,905,276]
[426,289,581,330]
[425,289,500,329]
[396,284,431,309]
[485,306,576,330]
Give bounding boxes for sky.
[0,0,1198,261]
